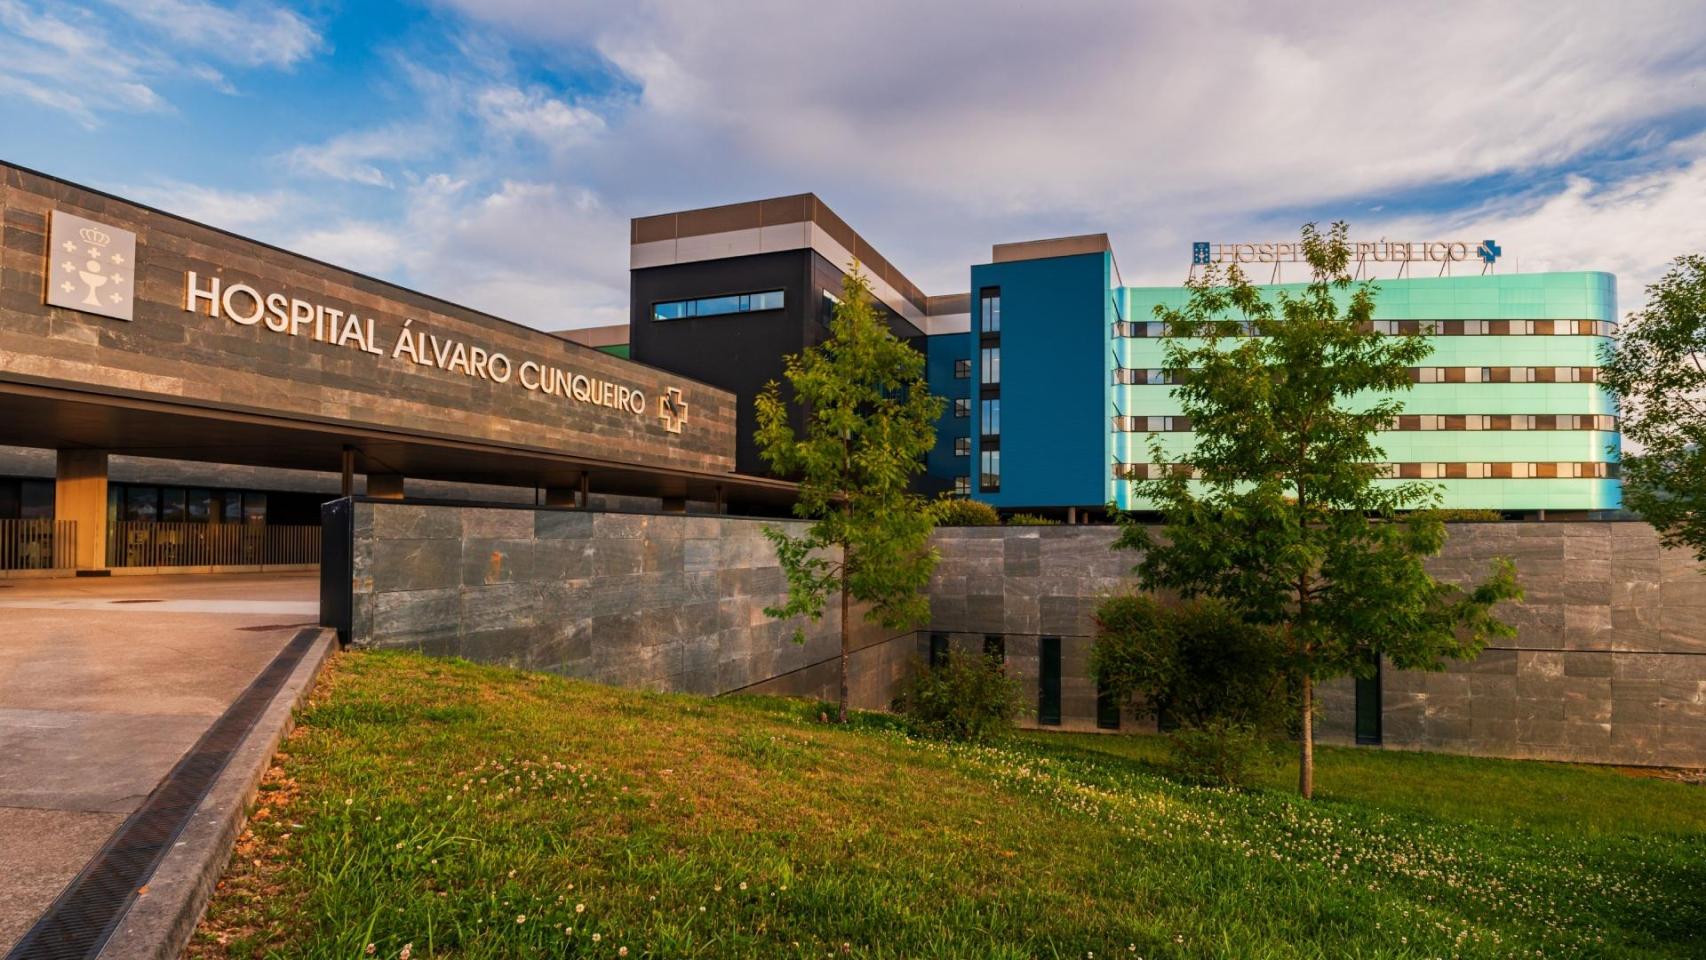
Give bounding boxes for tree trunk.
[1299,674,1315,799]
[838,561,850,724]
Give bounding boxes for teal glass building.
[953,238,1621,516]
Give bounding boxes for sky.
[4,0,1706,331]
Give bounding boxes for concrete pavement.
[0,573,319,952]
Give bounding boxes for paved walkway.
[0,573,318,951]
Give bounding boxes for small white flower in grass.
[619,949,628,957]
[592,933,601,943]
[399,945,412,960]
[364,945,375,956]
[576,903,585,913]
[345,798,354,806]
[739,882,747,891]
[517,915,526,924]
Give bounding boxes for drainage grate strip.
[6,628,320,960]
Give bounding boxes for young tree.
[1599,255,1706,561]
[1118,222,1521,798]
[755,266,944,723]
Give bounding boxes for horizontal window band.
[1113,366,1602,385]
[652,289,785,321]
[1114,461,1620,480]
[1113,319,1617,338]
[1111,414,1617,433]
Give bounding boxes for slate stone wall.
[351,501,913,704]
[924,523,1706,766]
[0,163,734,476]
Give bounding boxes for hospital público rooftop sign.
[1192,239,1503,267]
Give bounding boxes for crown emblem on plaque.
[47,210,136,322]
[658,387,688,434]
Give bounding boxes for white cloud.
[283,125,433,187]
[105,0,321,69]
[432,0,1706,294]
[291,221,412,277]
[0,0,321,127]
[1372,159,1706,310]
[476,86,605,145]
[121,179,298,230]
[282,177,630,329]
[0,0,168,126]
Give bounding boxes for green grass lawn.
[192,651,1706,959]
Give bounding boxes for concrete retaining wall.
[349,501,914,707]
[925,523,1706,767]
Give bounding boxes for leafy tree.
[1117,222,1522,798]
[1599,256,1706,561]
[1091,593,1292,732]
[756,266,944,722]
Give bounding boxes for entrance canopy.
[0,162,793,515]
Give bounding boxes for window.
[979,288,1001,334]
[953,476,970,495]
[19,480,53,520]
[980,346,1001,385]
[953,398,970,418]
[984,635,1005,662]
[159,487,187,523]
[929,633,950,669]
[243,491,267,525]
[954,358,971,379]
[124,486,159,523]
[979,449,1001,492]
[980,398,1000,436]
[954,437,971,456]
[652,289,785,321]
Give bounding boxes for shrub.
[1165,718,1279,789]
[931,495,1000,526]
[1005,513,1060,526]
[1091,594,1293,731]
[1414,508,1504,522]
[896,649,1022,741]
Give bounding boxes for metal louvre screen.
[104,523,320,567]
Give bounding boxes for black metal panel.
[5,629,319,960]
[1038,636,1062,726]
[1355,658,1383,745]
[1096,678,1121,730]
[319,497,352,644]
[631,249,924,478]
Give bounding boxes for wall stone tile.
[372,539,461,593]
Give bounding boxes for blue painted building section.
[925,332,971,493]
[965,252,1114,509]
[922,263,1625,514]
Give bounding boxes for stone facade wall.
[924,523,1706,767]
[350,501,912,706]
[0,163,734,476]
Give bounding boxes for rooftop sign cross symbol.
[1478,240,1502,264]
